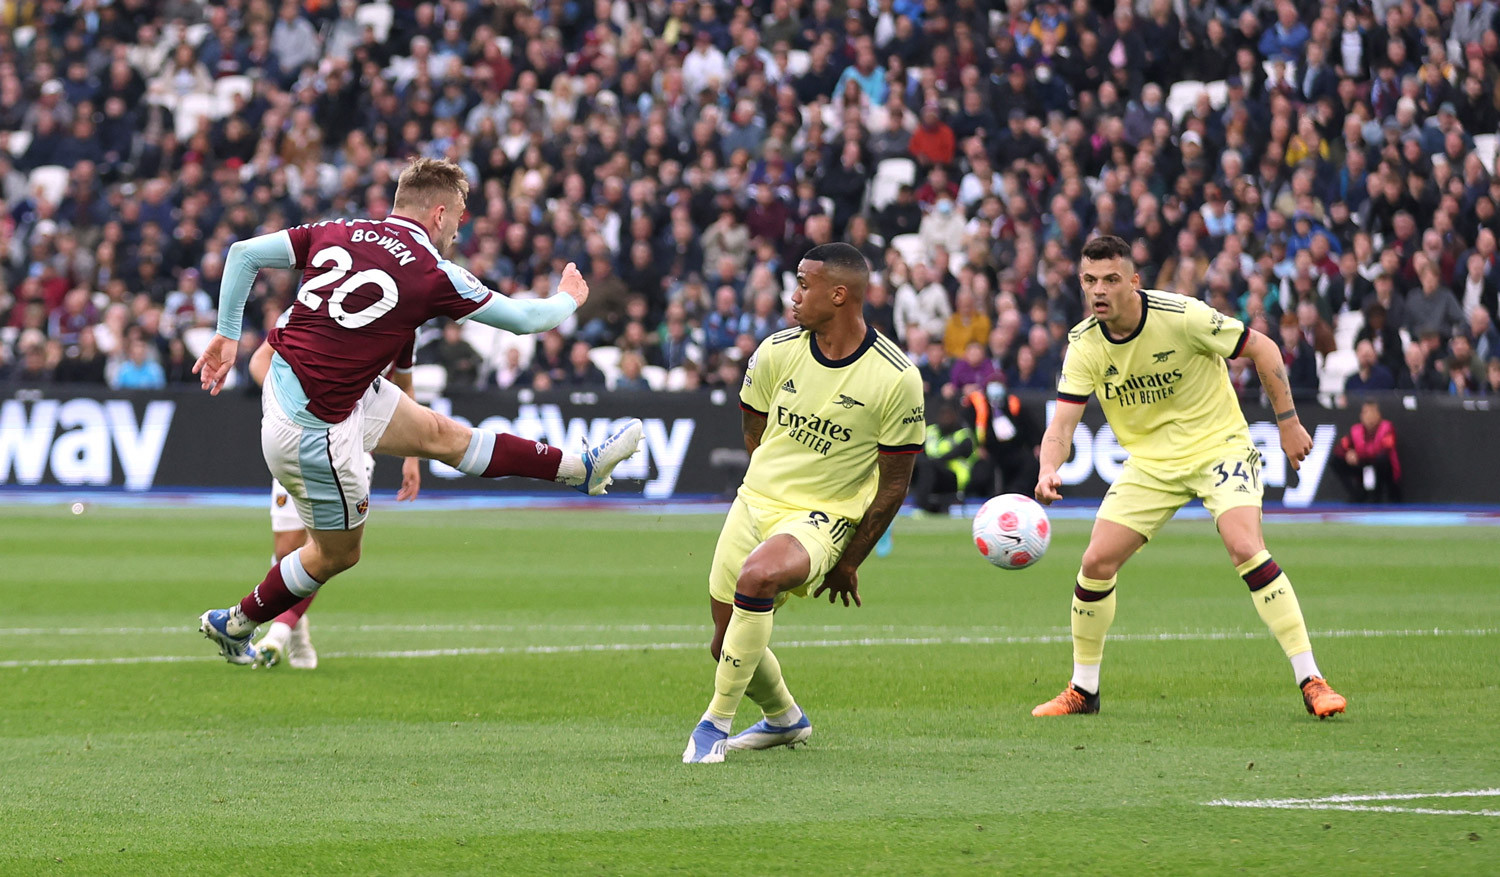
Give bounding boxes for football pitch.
[1,505,1497,875]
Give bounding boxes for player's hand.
[558,262,589,308]
[1035,470,1063,505]
[814,566,861,607]
[1344,449,1359,466]
[192,334,237,396]
[1281,420,1313,471]
[397,457,422,501]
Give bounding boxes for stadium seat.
[890,233,928,267]
[173,93,221,141]
[183,22,211,46]
[1334,310,1365,351]
[27,166,69,206]
[1204,79,1228,107]
[408,364,447,402]
[1320,348,1358,395]
[1165,80,1206,123]
[356,4,394,43]
[12,26,35,49]
[1474,134,1498,175]
[462,318,536,377]
[786,49,811,77]
[215,75,254,107]
[868,157,916,211]
[641,365,667,391]
[818,196,836,219]
[181,327,217,359]
[588,345,622,385]
[6,130,31,158]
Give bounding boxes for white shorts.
[271,453,376,532]
[262,377,402,531]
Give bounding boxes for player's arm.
[741,408,766,455]
[465,262,589,334]
[815,451,917,608]
[1035,398,1084,504]
[1237,328,1313,471]
[195,230,297,395]
[388,336,422,501]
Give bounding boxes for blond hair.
[392,157,470,211]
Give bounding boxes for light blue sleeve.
[466,292,578,335]
[216,231,296,340]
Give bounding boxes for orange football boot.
[1031,684,1101,716]
[1300,676,1347,718]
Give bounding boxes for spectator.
[1345,339,1397,393]
[908,103,956,168]
[1471,308,1500,364]
[1396,340,1447,391]
[863,280,897,342]
[1485,358,1500,395]
[947,341,1001,397]
[912,403,978,514]
[1355,303,1406,377]
[893,262,952,344]
[1278,313,1321,399]
[1405,264,1466,340]
[111,336,166,390]
[736,289,784,344]
[1447,334,1481,395]
[878,185,924,241]
[54,327,107,385]
[421,321,482,390]
[563,340,608,388]
[943,291,991,361]
[1330,400,1402,503]
[614,351,651,392]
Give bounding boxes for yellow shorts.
[1096,444,1264,541]
[708,496,855,609]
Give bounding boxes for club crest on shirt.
[275,494,288,508]
[1210,312,1226,335]
[832,394,865,408]
[356,497,369,515]
[1152,350,1176,363]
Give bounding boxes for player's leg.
[1034,464,1180,716]
[201,397,368,663]
[1215,505,1346,717]
[374,391,641,496]
[255,482,312,668]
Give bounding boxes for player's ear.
[831,284,847,305]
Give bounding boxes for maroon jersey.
[267,215,491,423]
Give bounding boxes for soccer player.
[193,158,643,664]
[246,324,424,669]
[1031,235,1347,719]
[682,243,925,763]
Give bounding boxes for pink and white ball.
[972,494,1051,570]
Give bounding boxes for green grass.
[1,505,1497,875]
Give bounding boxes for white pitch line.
[1205,789,1500,818]
[1,628,1496,670]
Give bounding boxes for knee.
[735,558,787,600]
[327,543,361,575]
[1079,546,1122,581]
[1224,537,1264,567]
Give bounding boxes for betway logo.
[428,400,694,498]
[1044,401,1334,507]
[0,398,175,489]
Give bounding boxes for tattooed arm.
[1035,397,1086,504]
[1238,329,1313,470]
[741,408,767,455]
[816,452,917,607]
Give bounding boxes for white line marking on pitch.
[1205,789,1500,817]
[0,628,1496,670]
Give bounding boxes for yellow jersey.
[1057,289,1251,466]
[739,325,926,521]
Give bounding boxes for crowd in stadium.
[4,0,1500,401]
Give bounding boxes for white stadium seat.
[1166,80,1205,123]
[868,157,917,211]
[27,165,69,205]
[1473,134,1498,175]
[181,327,217,359]
[408,364,448,402]
[6,129,31,158]
[173,92,221,141]
[356,3,394,43]
[890,233,928,267]
[785,49,810,77]
[1320,348,1359,395]
[640,365,668,391]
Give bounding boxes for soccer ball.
[972,494,1051,570]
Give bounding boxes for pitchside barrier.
[0,386,1495,505]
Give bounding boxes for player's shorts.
[271,453,377,532]
[261,377,402,531]
[1096,443,1264,542]
[708,496,855,610]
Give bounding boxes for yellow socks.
[1070,572,1117,694]
[1238,549,1320,681]
[707,596,775,721]
[744,646,797,720]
